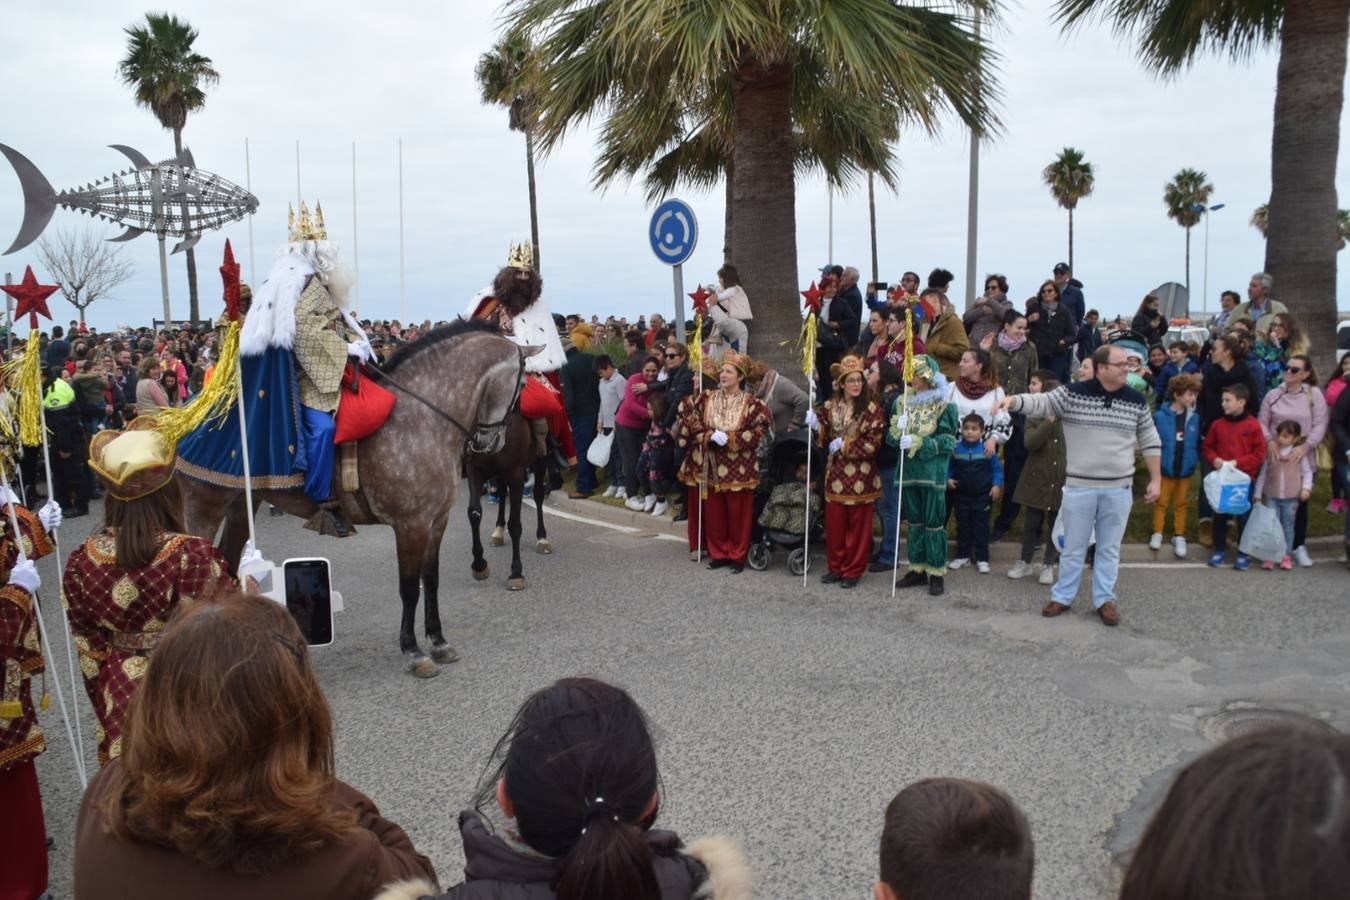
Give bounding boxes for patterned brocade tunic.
[818,398,886,504]
[63,532,235,763]
[676,389,772,493]
[0,508,55,772]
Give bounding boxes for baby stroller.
[747,429,824,576]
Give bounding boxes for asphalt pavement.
[30,494,1350,899]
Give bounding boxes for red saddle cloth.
[335,363,396,443]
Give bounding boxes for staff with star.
[798,280,825,587]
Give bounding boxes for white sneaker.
[1007,560,1035,579]
[616,488,627,500]
[602,485,618,498]
[948,557,971,570]
[1038,565,1057,585]
[624,496,646,511]
[651,500,669,516]
[1148,532,1163,551]
[1173,536,1187,558]
[1293,545,1313,568]
[976,561,990,574]
[643,494,657,512]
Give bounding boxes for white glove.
[37,499,62,534]
[894,414,908,432]
[805,409,820,432]
[8,557,39,595]
[828,437,844,455]
[899,435,914,450]
[346,339,373,362]
[710,430,729,447]
[0,485,20,507]
[238,539,264,570]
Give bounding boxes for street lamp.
[1192,202,1226,316]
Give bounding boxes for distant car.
[1162,324,1209,351]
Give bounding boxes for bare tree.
[35,229,134,324]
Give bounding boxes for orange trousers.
[1151,475,1191,535]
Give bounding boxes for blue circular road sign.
[649,199,698,266]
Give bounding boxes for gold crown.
[507,241,534,270]
[288,201,328,243]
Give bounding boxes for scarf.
[996,330,1026,353]
[957,375,992,400]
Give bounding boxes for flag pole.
[398,138,406,325]
[802,375,814,589]
[0,456,86,788]
[890,381,909,599]
[351,141,361,317]
[244,138,256,290]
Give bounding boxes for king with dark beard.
[464,243,576,466]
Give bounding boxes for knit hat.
[88,417,177,501]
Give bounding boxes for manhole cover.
[1198,707,1337,743]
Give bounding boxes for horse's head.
[470,344,539,455]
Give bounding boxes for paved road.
[31,498,1350,898]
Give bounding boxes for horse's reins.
[366,347,526,447]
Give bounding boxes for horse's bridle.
[369,346,526,454]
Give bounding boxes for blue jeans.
[570,416,598,493]
[1339,461,1350,539]
[1265,497,1298,555]
[1052,486,1132,609]
[876,464,899,562]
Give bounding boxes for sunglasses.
[665,353,682,359]
[1041,288,1055,295]
[1286,366,1305,374]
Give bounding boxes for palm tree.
[505,0,1000,379]
[1042,148,1095,271]
[1252,201,1350,251]
[1163,168,1214,289]
[476,33,544,272]
[1054,0,1347,377]
[118,12,219,324]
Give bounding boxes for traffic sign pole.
[672,264,686,343]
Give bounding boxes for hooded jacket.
[1153,403,1201,479]
[375,810,751,900]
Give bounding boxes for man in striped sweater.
[994,345,1161,626]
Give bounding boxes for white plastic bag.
[1204,462,1252,515]
[1239,501,1288,562]
[586,430,614,468]
[1051,506,1096,552]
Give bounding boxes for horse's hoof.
[490,528,505,547]
[535,540,552,555]
[430,642,460,664]
[472,564,490,581]
[506,576,527,591]
[403,653,440,679]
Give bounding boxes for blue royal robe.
[177,347,309,491]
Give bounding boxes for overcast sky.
[2,1,1345,331]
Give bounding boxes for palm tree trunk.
[731,59,797,382]
[868,172,879,284]
[173,126,200,324]
[1067,207,1074,272]
[525,125,541,273]
[723,160,734,264]
[1268,0,1347,377]
[1184,225,1192,291]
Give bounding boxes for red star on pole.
[220,239,242,321]
[800,280,824,315]
[1,265,59,329]
[688,284,712,316]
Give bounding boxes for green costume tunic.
[887,388,960,575]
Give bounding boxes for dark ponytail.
[474,677,662,900]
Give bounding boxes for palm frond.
[1043,147,1095,210]
[1163,167,1213,228]
[117,12,218,133]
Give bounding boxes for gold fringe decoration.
[689,314,704,377]
[156,319,243,446]
[799,311,819,380]
[903,306,917,383]
[2,331,45,447]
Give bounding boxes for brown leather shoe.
[1042,600,1071,618]
[567,491,591,499]
[1097,602,1120,626]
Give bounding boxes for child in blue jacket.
[1154,342,1201,407]
[947,412,1004,573]
[1151,373,1202,557]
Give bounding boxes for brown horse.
[464,412,549,591]
[178,321,532,677]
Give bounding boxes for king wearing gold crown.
[464,243,576,466]
[178,202,373,535]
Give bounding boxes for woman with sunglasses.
[1257,354,1328,567]
[1024,281,1077,384]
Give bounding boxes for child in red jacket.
[1203,384,1267,569]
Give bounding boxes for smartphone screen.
[283,558,334,647]
[875,282,889,291]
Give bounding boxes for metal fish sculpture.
[0,142,259,256]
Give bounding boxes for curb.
[543,492,1348,564]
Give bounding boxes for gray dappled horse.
[178,321,533,677]
[464,411,550,592]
